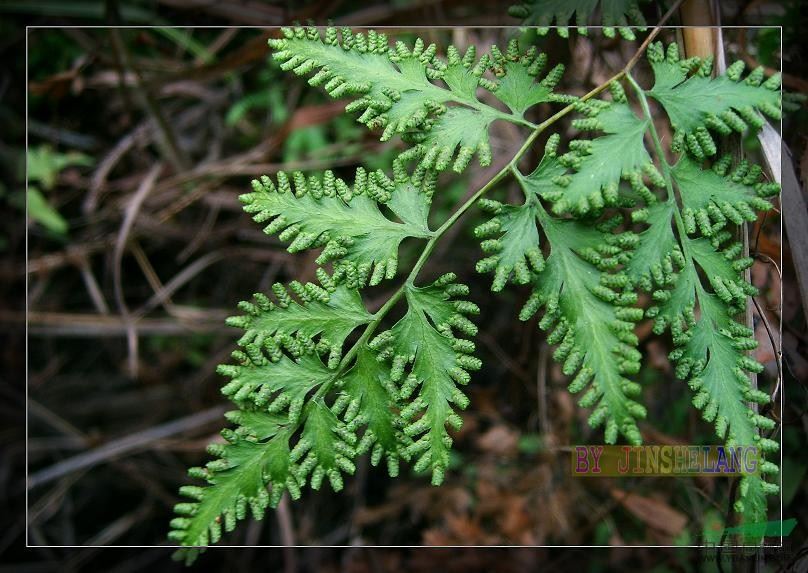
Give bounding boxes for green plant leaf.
[26,186,68,235]
[647,42,782,160]
[171,27,790,554]
[646,237,778,531]
[296,398,358,492]
[268,27,568,175]
[637,157,781,531]
[172,271,481,548]
[624,200,677,285]
[218,346,335,412]
[508,0,650,39]
[520,207,646,445]
[476,141,646,445]
[474,143,564,291]
[242,169,433,285]
[542,94,659,216]
[169,415,295,549]
[625,61,781,526]
[371,273,481,485]
[671,156,778,238]
[27,145,93,190]
[336,346,407,471]
[226,275,373,354]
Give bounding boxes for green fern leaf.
[476,141,645,445]
[218,342,336,412]
[520,215,645,444]
[268,27,567,174]
[296,398,359,492]
[672,156,778,238]
[475,200,544,292]
[171,26,789,553]
[647,42,782,159]
[399,107,494,176]
[242,169,433,284]
[624,200,678,286]
[626,154,781,531]
[645,236,779,529]
[169,391,363,551]
[474,142,564,291]
[336,346,408,473]
[542,92,659,216]
[227,277,372,352]
[173,330,365,549]
[509,0,649,39]
[172,266,481,546]
[169,412,295,549]
[623,56,781,525]
[370,273,481,485]
[488,41,570,116]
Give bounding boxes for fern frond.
[520,216,644,445]
[370,273,481,485]
[170,387,364,552]
[169,411,296,550]
[476,139,645,445]
[541,90,660,216]
[647,42,782,160]
[624,200,678,288]
[336,346,409,474]
[672,156,778,238]
[242,169,433,285]
[268,27,568,175]
[625,66,781,529]
[226,271,373,352]
[218,337,336,413]
[622,155,775,290]
[509,0,650,39]
[295,397,360,492]
[474,140,563,291]
[643,234,779,528]
[488,40,571,116]
[171,25,789,553]
[172,309,368,550]
[475,199,545,292]
[172,265,481,546]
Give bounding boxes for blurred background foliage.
[1,1,807,572]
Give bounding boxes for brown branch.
[113,163,162,378]
[28,406,228,490]
[16,310,228,336]
[108,28,189,172]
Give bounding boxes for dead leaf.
[754,319,778,364]
[639,425,687,446]
[498,495,533,542]
[610,488,688,536]
[475,425,519,457]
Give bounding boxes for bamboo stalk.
[680,0,717,59]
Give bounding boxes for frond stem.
[627,71,716,316]
[626,72,696,267]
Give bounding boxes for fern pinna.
[170,26,784,556]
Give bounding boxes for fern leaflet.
[476,139,646,444]
[646,42,782,159]
[509,0,651,39]
[242,169,433,284]
[268,27,569,177]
